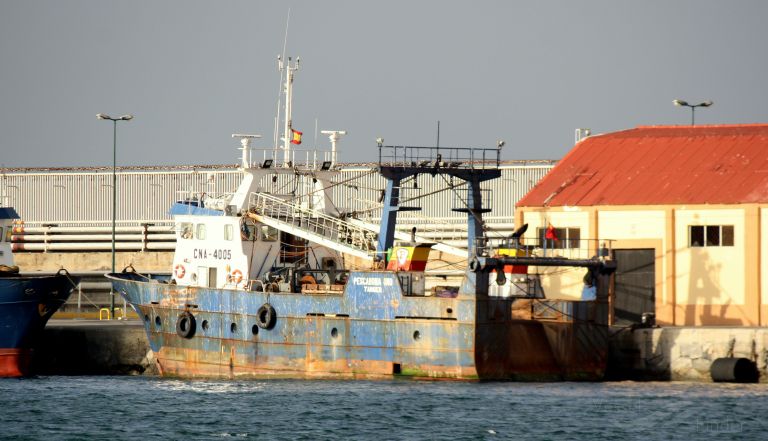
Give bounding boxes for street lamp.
[673,99,713,126]
[96,113,133,319]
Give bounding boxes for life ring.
[174,264,186,279]
[176,311,196,339]
[256,303,276,330]
[231,269,243,284]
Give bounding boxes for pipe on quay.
[710,357,759,383]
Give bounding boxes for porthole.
[202,320,209,331]
[446,308,453,314]
[155,316,162,329]
[143,314,149,323]
[231,323,238,333]
[331,328,338,339]
[413,330,421,341]
[251,325,259,335]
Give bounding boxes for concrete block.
[678,342,702,358]
[691,358,712,373]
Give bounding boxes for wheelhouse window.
[240,219,257,241]
[224,224,233,241]
[196,223,207,240]
[0,227,4,242]
[180,222,193,240]
[689,225,734,247]
[261,225,278,242]
[537,227,581,249]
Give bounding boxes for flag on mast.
[291,129,303,145]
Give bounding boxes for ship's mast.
[279,56,300,167]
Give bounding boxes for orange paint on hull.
[0,348,32,377]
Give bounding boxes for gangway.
[345,217,467,258]
[246,192,377,260]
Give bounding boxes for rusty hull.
[109,271,607,381]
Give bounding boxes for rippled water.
[1,377,766,440]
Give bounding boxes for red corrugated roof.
[517,124,768,207]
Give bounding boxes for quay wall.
[15,251,173,273]
[32,320,157,376]
[608,327,768,382]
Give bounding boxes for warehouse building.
[516,124,768,327]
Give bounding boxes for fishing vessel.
[0,206,79,377]
[108,58,617,380]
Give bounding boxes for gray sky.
[2,1,767,167]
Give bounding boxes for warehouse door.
[613,249,655,326]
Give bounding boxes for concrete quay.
[607,326,768,382]
[32,319,157,376]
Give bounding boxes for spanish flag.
[291,129,303,145]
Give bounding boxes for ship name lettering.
[353,277,382,287]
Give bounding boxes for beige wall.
[514,208,591,300]
[518,204,765,326]
[15,251,174,273]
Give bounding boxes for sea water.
[1,377,765,440]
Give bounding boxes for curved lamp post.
[673,100,713,126]
[96,113,133,319]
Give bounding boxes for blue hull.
[0,273,79,377]
[109,271,609,381]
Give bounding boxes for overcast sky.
[2,1,767,168]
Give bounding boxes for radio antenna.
[273,9,292,153]
[281,9,290,62]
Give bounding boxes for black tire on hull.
[176,311,196,339]
[256,303,276,330]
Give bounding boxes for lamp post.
[96,113,133,319]
[673,99,713,125]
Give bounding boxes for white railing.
[248,192,377,257]
[245,147,334,170]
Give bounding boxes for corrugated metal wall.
[1,161,554,226]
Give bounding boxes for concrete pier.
[607,326,768,382]
[32,319,157,376]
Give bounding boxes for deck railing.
[378,145,501,169]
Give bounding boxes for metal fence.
[1,161,555,233]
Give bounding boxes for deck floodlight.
[320,161,332,171]
[261,159,273,169]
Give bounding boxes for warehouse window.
[689,225,734,247]
[537,227,581,249]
